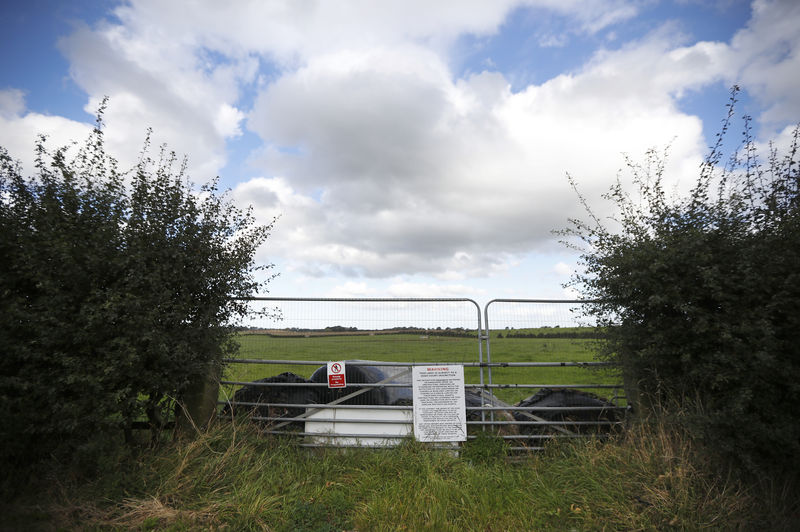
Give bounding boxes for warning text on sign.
[412,365,467,442]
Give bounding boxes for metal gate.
[219,297,626,451]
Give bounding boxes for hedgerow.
[0,102,274,469]
[564,87,800,474]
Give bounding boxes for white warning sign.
[412,365,467,442]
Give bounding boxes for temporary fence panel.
[219,297,626,452]
[481,299,626,450]
[220,298,482,450]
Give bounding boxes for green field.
[223,328,622,405]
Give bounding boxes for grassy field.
[7,418,794,531]
[224,329,621,405]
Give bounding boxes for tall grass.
[6,415,795,531]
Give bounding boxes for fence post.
[622,367,643,419]
[175,363,221,435]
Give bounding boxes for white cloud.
[530,0,642,35]
[387,282,488,299]
[243,28,711,278]
[727,0,800,130]
[12,0,799,292]
[110,0,525,63]
[553,262,573,276]
[0,91,92,175]
[0,89,26,118]
[56,15,255,179]
[327,281,377,298]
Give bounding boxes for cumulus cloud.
[324,280,487,302]
[0,89,26,118]
[727,0,800,129]
[326,281,377,298]
[106,0,583,63]
[19,0,800,290]
[388,282,488,299]
[56,14,257,178]
[242,27,711,278]
[239,1,800,282]
[0,90,92,174]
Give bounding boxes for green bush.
[0,102,274,466]
[564,87,800,474]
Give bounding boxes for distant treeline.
[237,325,477,338]
[394,327,476,338]
[499,330,606,340]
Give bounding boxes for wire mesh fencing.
[218,297,626,451]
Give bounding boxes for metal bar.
[236,296,480,303]
[466,419,622,425]
[472,384,620,389]
[267,431,411,438]
[233,415,620,426]
[509,407,576,436]
[469,362,610,367]
[250,415,412,424]
[220,381,619,389]
[220,380,412,388]
[219,401,411,410]
[482,300,494,427]
[467,420,621,426]
[220,382,620,393]
[465,434,565,440]
[479,298,615,439]
[220,401,623,412]
[298,443,457,450]
[470,434,614,440]
[223,358,613,367]
[467,405,626,411]
[483,298,599,305]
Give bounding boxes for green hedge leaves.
[0,105,274,465]
[565,88,800,475]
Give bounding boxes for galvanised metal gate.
[219,297,626,451]
[480,299,626,450]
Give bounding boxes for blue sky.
[2,0,799,306]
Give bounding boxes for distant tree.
[0,102,275,467]
[563,87,800,474]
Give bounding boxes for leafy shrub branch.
[563,87,800,474]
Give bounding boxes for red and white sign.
[327,361,346,388]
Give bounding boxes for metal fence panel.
[219,297,625,451]
[483,299,620,402]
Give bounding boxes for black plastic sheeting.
[222,372,317,428]
[513,388,623,434]
[309,361,413,406]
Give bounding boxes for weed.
[461,430,509,464]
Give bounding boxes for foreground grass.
[4,420,796,531]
